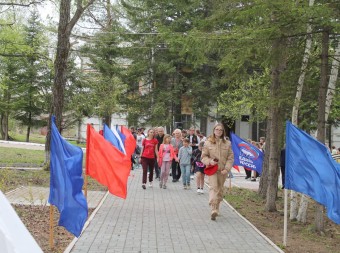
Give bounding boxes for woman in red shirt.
[139,129,159,189]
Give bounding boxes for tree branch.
[0,1,44,7]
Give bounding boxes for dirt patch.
[14,205,94,253]
[225,188,340,253]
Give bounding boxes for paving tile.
[62,169,283,253]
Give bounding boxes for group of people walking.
[132,124,234,220]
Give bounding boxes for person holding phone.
[201,123,234,220]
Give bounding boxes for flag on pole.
[121,125,137,157]
[231,132,264,174]
[86,124,131,199]
[285,121,340,224]
[116,125,126,151]
[103,124,125,154]
[49,116,88,237]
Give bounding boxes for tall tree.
[45,0,96,157]
[13,9,51,142]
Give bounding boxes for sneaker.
[199,189,204,194]
[142,184,146,190]
[163,185,167,189]
[251,178,256,182]
[187,184,190,189]
[149,182,153,188]
[183,185,187,190]
[197,189,200,194]
[211,210,218,220]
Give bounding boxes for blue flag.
[285,121,340,224]
[231,132,264,174]
[49,116,88,237]
[104,124,126,154]
[116,125,126,147]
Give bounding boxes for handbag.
[195,161,205,168]
[204,164,218,176]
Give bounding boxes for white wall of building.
[332,126,340,148]
[78,113,128,140]
[235,120,251,140]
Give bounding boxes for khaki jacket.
[201,138,234,171]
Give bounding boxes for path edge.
[64,191,109,253]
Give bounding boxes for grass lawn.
[8,131,86,148]
[0,168,106,193]
[9,131,46,144]
[0,147,45,166]
[225,187,340,253]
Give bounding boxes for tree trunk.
[26,111,32,142]
[0,114,4,140]
[103,115,111,128]
[26,125,31,142]
[44,0,96,159]
[265,38,287,212]
[0,113,9,140]
[77,119,82,144]
[314,28,329,233]
[291,0,315,221]
[258,117,270,198]
[2,89,10,141]
[297,195,309,223]
[325,40,340,119]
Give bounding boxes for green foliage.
[0,10,52,140]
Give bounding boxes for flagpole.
[283,188,288,246]
[85,124,90,199]
[49,205,54,249]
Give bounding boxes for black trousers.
[281,166,285,188]
[171,159,181,180]
[154,159,160,178]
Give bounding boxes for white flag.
[0,191,43,253]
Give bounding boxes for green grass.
[8,132,86,148]
[0,147,45,166]
[9,131,46,144]
[0,168,106,193]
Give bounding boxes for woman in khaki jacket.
[201,123,234,220]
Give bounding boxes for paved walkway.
[67,169,283,253]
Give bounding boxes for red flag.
[121,126,137,157]
[232,165,241,172]
[86,124,131,199]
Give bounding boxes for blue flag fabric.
[104,124,126,154]
[285,121,340,224]
[231,132,264,174]
[49,116,88,237]
[116,125,126,147]
[104,124,123,153]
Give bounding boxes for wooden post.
[84,174,88,199]
[49,205,54,250]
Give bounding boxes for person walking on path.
[158,134,177,189]
[170,129,183,182]
[155,127,165,180]
[201,123,234,220]
[192,141,205,194]
[178,138,192,189]
[139,129,159,189]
